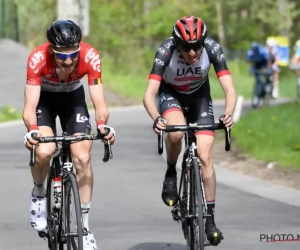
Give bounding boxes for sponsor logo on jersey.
[85,48,101,72]
[164,40,174,49]
[154,58,165,66]
[29,51,44,74]
[176,67,202,76]
[217,53,225,61]
[158,47,167,55]
[204,38,213,46]
[211,44,221,54]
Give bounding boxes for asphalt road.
[1,38,299,249]
[0,106,299,250]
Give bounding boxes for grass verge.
[232,102,300,169]
[0,107,22,122]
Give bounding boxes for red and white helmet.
[172,16,207,46]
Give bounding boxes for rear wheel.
[64,173,84,250]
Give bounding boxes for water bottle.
[53,176,62,208]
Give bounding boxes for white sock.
[33,179,46,197]
[81,203,91,231]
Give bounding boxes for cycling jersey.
[26,42,102,92]
[149,37,230,95]
[295,47,300,58]
[247,47,269,70]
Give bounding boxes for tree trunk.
[215,0,226,51]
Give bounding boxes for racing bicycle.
[251,68,273,109]
[157,107,231,250]
[29,116,113,250]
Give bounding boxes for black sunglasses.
[180,44,203,52]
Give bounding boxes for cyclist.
[266,38,280,98]
[22,19,115,250]
[290,40,300,88]
[143,16,236,245]
[247,42,270,108]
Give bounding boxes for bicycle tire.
[191,158,205,250]
[183,169,194,250]
[46,164,58,250]
[64,173,84,250]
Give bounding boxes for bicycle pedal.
[38,231,48,239]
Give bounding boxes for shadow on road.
[127,242,186,250]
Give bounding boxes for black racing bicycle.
[29,119,113,250]
[158,107,231,250]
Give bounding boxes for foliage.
[232,102,300,169]
[0,106,22,122]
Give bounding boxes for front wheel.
[64,173,84,250]
[191,158,205,250]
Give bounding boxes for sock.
[165,161,177,177]
[205,201,215,226]
[33,179,46,197]
[81,203,91,231]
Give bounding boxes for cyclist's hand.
[23,129,41,150]
[97,125,115,145]
[153,116,167,134]
[219,113,234,129]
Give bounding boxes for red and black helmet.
[172,16,207,46]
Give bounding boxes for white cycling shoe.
[29,191,47,231]
[83,230,98,250]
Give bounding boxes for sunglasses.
[180,44,203,52]
[52,46,80,60]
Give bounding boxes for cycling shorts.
[36,85,92,135]
[158,80,215,136]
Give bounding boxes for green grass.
[0,106,22,122]
[102,57,298,101]
[232,102,300,169]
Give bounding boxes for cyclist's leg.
[63,87,97,249]
[159,83,185,206]
[272,65,280,98]
[30,94,56,231]
[189,90,223,244]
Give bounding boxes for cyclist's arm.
[205,39,237,115]
[23,50,43,130]
[89,84,109,124]
[23,84,41,130]
[143,79,161,120]
[218,75,236,116]
[143,38,173,120]
[84,46,109,124]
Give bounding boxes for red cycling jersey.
[26,42,102,92]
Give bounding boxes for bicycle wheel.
[64,173,84,250]
[182,168,194,250]
[191,158,205,250]
[46,163,58,250]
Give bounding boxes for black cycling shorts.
[158,80,215,136]
[36,85,92,135]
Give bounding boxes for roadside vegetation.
[0,107,22,122]
[232,102,300,169]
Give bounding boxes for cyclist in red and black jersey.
[22,20,115,250]
[143,16,237,245]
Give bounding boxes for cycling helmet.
[172,16,207,46]
[250,42,260,50]
[266,38,277,47]
[47,20,82,48]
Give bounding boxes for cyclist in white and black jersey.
[266,38,280,98]
[143,16,237,245]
